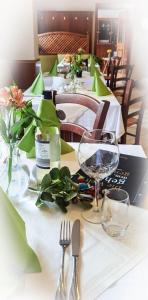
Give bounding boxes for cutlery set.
[55,219,80,300]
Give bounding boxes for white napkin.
[11,201,148,300]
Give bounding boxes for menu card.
[76,154,148,207]
[101,154,148,206]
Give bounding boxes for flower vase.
[69,78,77,93]
[76,70,82,78]
[0,143,29,201]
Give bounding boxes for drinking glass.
[78,129,119,223]
[101,188,130,238]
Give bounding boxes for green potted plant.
[69,54,83,79]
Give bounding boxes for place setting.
[0,2,148,298]
[0,67,147,300]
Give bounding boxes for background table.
[25,72,124,139]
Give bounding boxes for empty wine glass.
[78,129,119,224]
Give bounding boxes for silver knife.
[69,219,80,300]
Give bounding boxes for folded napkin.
[81,54,90,60]
[49,58,58,76]
[92,68,101,92]
[91,75,96,92]
[18,99,74,156]
[0,186,41,273]
[58,54,65,63]
[25,71,45,96]
[89,55,96,76]
[92,70,112,96]
[40,55,57,73]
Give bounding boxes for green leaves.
[35,166,94,213]
[0,100,39,144]
[41,173,52,189]
[69,54,83,79]
[59,166,71,180]
[0,117,9,143]
[14,101,40,140]
[36,167,78,213]
[0,99,40,190]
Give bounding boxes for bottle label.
[35,140,50,169]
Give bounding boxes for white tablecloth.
[73,90,124,138]
[24,72,124,139]
[2,144,148,300]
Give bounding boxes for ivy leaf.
[59,166,71,180]
[40,191,54,201]
[35,196,46,208]
[65,191,77,202]
[36,191,54,208]
[35,166,92,213]
[54,196,68,213]
[41,173,51,189]
[50,168,60,180]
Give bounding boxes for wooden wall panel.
[0,60,37,89]
[10,60,37,90]
[96,43,115,58]
[38,11,93,52]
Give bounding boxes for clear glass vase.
[0,143,29,201]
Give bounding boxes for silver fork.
[55,220,71,300]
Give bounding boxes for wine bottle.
[35,90,61,185]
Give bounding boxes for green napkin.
[18,99,74,155]
[26,71,44,96]
[93,70,111,96]
[40,55,57,73]
[90,55,96,76]
[96,66,101,77]
[58,54,65,63]
[91,68,101,92]
[92,75,96,92]
[0,186,41,273]
[49,59,58,76]
[81,54,90,60]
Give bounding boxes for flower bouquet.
[107,49,112,59]
[66,48,87,80]
[70,54,83,79]
[0,84,39,191]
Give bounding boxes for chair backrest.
[107,56,121,77]
[109,64,134,91]
[121,79,145,144]
[122,79,134,122]
[55,93,110,130]
[60,123,86,142]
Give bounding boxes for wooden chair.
[109,64,134,102]
[105,56,122,86]
[121,79,145,144]
[60,123,86,142]
[55,93,110,130]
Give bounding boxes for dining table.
[24,71,124,139]
[3,143,148,300]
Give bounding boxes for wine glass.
[77,129,119,224]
